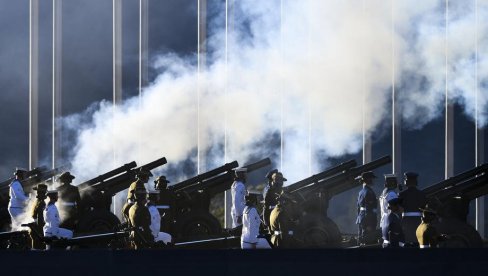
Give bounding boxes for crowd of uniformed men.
[5,165,441,249]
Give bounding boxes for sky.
[0,0,487,233]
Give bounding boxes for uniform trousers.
[241,238,272,249]
[7,206,24,225]
[154,232,172,244]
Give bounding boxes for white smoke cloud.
[62,0,488,187]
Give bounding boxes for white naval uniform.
[379,189,398,229]
[231,180,246,228]
[241,206,271,249]
[148,205,172,244]
[8,180,28,223]
[43,203,73,239]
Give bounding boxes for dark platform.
[3,248,488,276]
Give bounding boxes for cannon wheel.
[296,214,341,248]
[76,209,121,234]
[175,211,221,240]
[437,218,482,248]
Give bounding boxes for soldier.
[379,174,398,234]
[262,169,282,231]
[231,167,247,228]
[122,168,152,223]
[56,172,81,230]
[416,204,441,248]
[29,183,48,250]
[269,191,299,248]
[399,172,427,244]
[128,188,154,249]
[154,175,176,233]
[146,191,172,245]
[355,171,378,245]
[43,190,73,243]
[382,197,405,248]
[8,168,29,226]
[241,193,271,249]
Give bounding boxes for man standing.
[122,168,152,223]
[231,168,247,228]
[56,172,81,230]
[146,191,172,245]
[128,188,154,249]
[355,171,378,245]
[241,193,271,249]
[154,175,175,233]
[399,172,427,244]
[382,197,405,248]
[43,190,73,241]
[8,168,29,226]
[269,191,298,248]
[262,169,282,231]
[29,183,47,249]
[416,204,441,248]
[379,174,398,233]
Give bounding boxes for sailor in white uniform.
[231,168,247,228]
[241,193,271,249]
[146,191,172,245]
[8,169,29,225]
[43,190,73,241]
[379,174,399,231]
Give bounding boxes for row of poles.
[27,0,484,235]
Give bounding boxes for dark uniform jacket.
[399,187,427,243]
[269,203,296,248]
[156,189,177,232]
[382,212,405,247]
[356,185,377,226]
[128,202,154,249]
[57,184,81,225]
[416,221,439,248]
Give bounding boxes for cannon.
[75,157,167,234]
[167,158,271,241]
[421,163,488,247]
[285,155,392,248]
[0,166,67,231]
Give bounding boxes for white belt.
[156,205,170,209]
[127,199,134,204]
[403,212,422,217]
[360,207,377,211]
[419,245,430,248]
[61,202,76,207]
[268,205,276,210]
[383,240,390,244]
[383,240,405,247]
[274,231,293,236]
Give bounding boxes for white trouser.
[241,238,272,249]
[154,232,172,244]
[44,227,74,239]
[7,206,24,224]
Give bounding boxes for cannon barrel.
[293,155,392,200]
[171,161,239,192]
[426,173,488,202]
[77,161,138,190]
[422,163,488,196]
[242,158,272,172]
[0,166,47,189]
[0,230,28,240]
[80,157,167,196]
[285,160,357,193]
[0,165,68,196]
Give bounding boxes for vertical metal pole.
[279,0,284,171]
[445,0,454,179]
[52,0,62,169]
[139,0,149,102]
[391,0,401,175]
[224,0,232,229]
[362,0,372,164]
[197,0,207,174]
[29,0,39,170]
[474,0,485,238]
[113,0,123,215]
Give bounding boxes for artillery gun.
[75,157,167,233]
[166,158,271,241]
[0,166,67,231]
[284,156,392,248]
[421,163,488,247]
